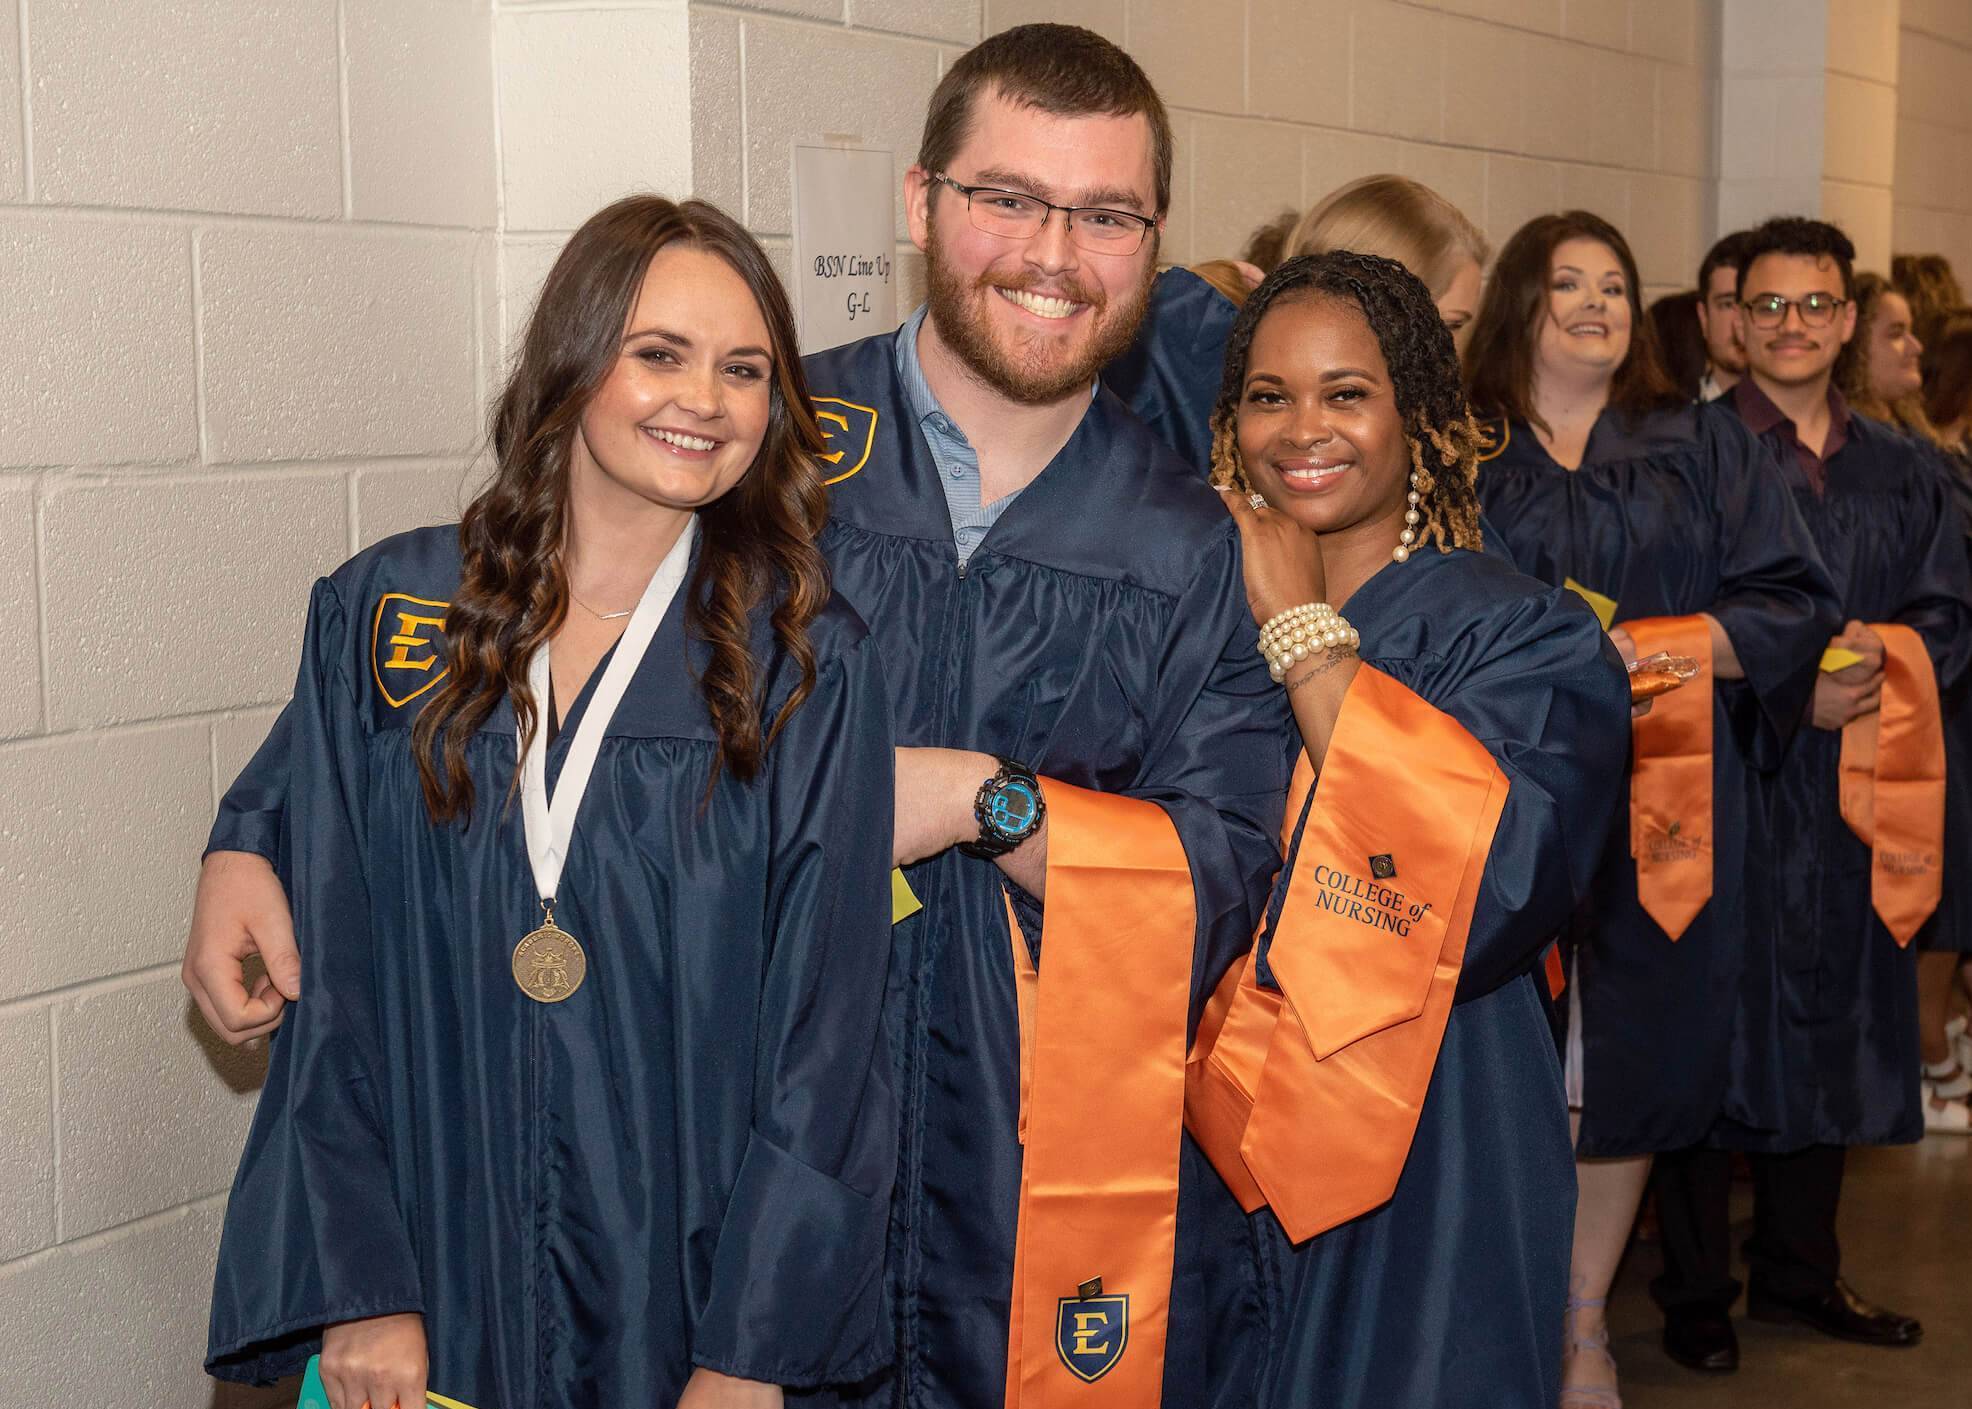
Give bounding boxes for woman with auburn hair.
[1191,250,1630,1409]
[1892,251,1965,355]
[1840,272,1944,445]
[205,196,898,1409]
[1465,211,1838,1403]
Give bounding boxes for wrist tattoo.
[1285,648,1355,693]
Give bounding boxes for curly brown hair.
[1207,249,1484,555]
[1839,270,1942,446]
[411,196,831,823]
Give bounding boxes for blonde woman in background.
[1109,174,1493,470]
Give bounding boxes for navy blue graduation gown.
[208,331,1292,1407]
[1102,267,1241,473]
[1921,444,1972,954]
[1717,409,1972,1148]
[806,332,1290,1409]
[1476,405,1839,1156]
[1256,546,1632,1409]
[206,528,900,1405]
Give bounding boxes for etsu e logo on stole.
[1055,1285,1129,1383]
[371,593,450,708]
[810,396,878,485]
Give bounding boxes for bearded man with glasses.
[1648,216,1972,1372]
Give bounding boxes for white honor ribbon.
[520,517,698,906]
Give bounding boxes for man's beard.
[924,217,1157,406]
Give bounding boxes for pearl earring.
[1393,469,1424,564]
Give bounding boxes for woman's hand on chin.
[1219,487,1329,621]
[677,1368,784,1408]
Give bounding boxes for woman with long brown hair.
[1466,211,1838,1403]
[205,196,898,1409]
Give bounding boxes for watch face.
[988,777,1042,839]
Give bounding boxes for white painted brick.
[0,723,210,1003]
[214,706,287,800]
[1823,74,1898,186]
[1248,0,1351,129]
[988,0,1126,40]
[200,226,480,462]
[41,475,347,728]
[1723,0,1826,78]
[1351,1,1444,142]
[1827,0,1901,85]
[742,20,937,239]
[1587,53,1657,170]
[501,235,572,363]
[1129,0,1243,116]
[1903,0,1972,49]
[0,1200,233,1408]
[346,0,498,228]
[1894,202,1951,255]
[1559,163,1633,232]
[1400,144,1489,234]
[896,243,928,319]
[0,485,40,739]
[1718,76,1780,183]
[1628,0,1699,65]
[1304,130,1407,208]
[1439,0,1564,30]
[1191,118,1302,266]
[357,461,476,548]
[0,218,197,469]
[29,0,340,217]
[1900,29,1972,132]
[0,4,21,202]
[0,1010,53,1262]
[691,9,747,220]
[1562,0,1629,51]
[57,977,267,1239]
[1159,112,1193,267]
[851,0,979,44]
[1485,153,1561,245]
[1655,62,1711,179]
[1442,17,1527,153]
[1822,179,1893,272]
[703,0,842,18]
[497,7,693,235]
[474,231,502,423]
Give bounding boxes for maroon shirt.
[1731,376,1851,494]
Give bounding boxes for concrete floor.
[1610,1136,1970,1407]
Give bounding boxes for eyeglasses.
[1740,292,1848,330]
[929,173,1155,254]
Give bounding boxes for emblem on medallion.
[1055,1291,1129,1383]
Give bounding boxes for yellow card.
[1821,646,1866,673]
[427,1394,479,1409]
[891,868,923,925]
[1564,578,1619,632]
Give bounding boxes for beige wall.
[1894,0,1972,278]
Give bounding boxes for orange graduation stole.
[1837,623,1946,945]
[1186,667,1510,1242]
[1003,781,1194,1406]
[1625,615,1715,939]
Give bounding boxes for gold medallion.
[512,909,586,1003]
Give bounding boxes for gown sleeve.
[206,578,422,1384]
[1700,413,1842,768]
[691,630,900,1389]
[1437,588,1633,998]
[1900,448,1972,692]
[1100,267,1241,474]
[206,697,297,863]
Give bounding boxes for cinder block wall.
[1894,0,1972,277]
[0,2,496,1404]
[689,0,1720,303]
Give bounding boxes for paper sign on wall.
[792,143,897,354]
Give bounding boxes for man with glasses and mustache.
[1650,216,1971,1374]
[184,25,1287,1409]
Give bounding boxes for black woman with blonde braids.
[1186,250,1630,1409]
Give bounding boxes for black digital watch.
[958,756,1046,859]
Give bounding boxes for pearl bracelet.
[1258,602,1360,682]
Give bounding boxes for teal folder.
[297,1354,478,1409]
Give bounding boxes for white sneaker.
[1922,1056,1972,1101]
[1949,1015,1972,1077]
[1923,1086,1972,1135]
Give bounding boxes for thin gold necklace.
[569,590,633,622]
